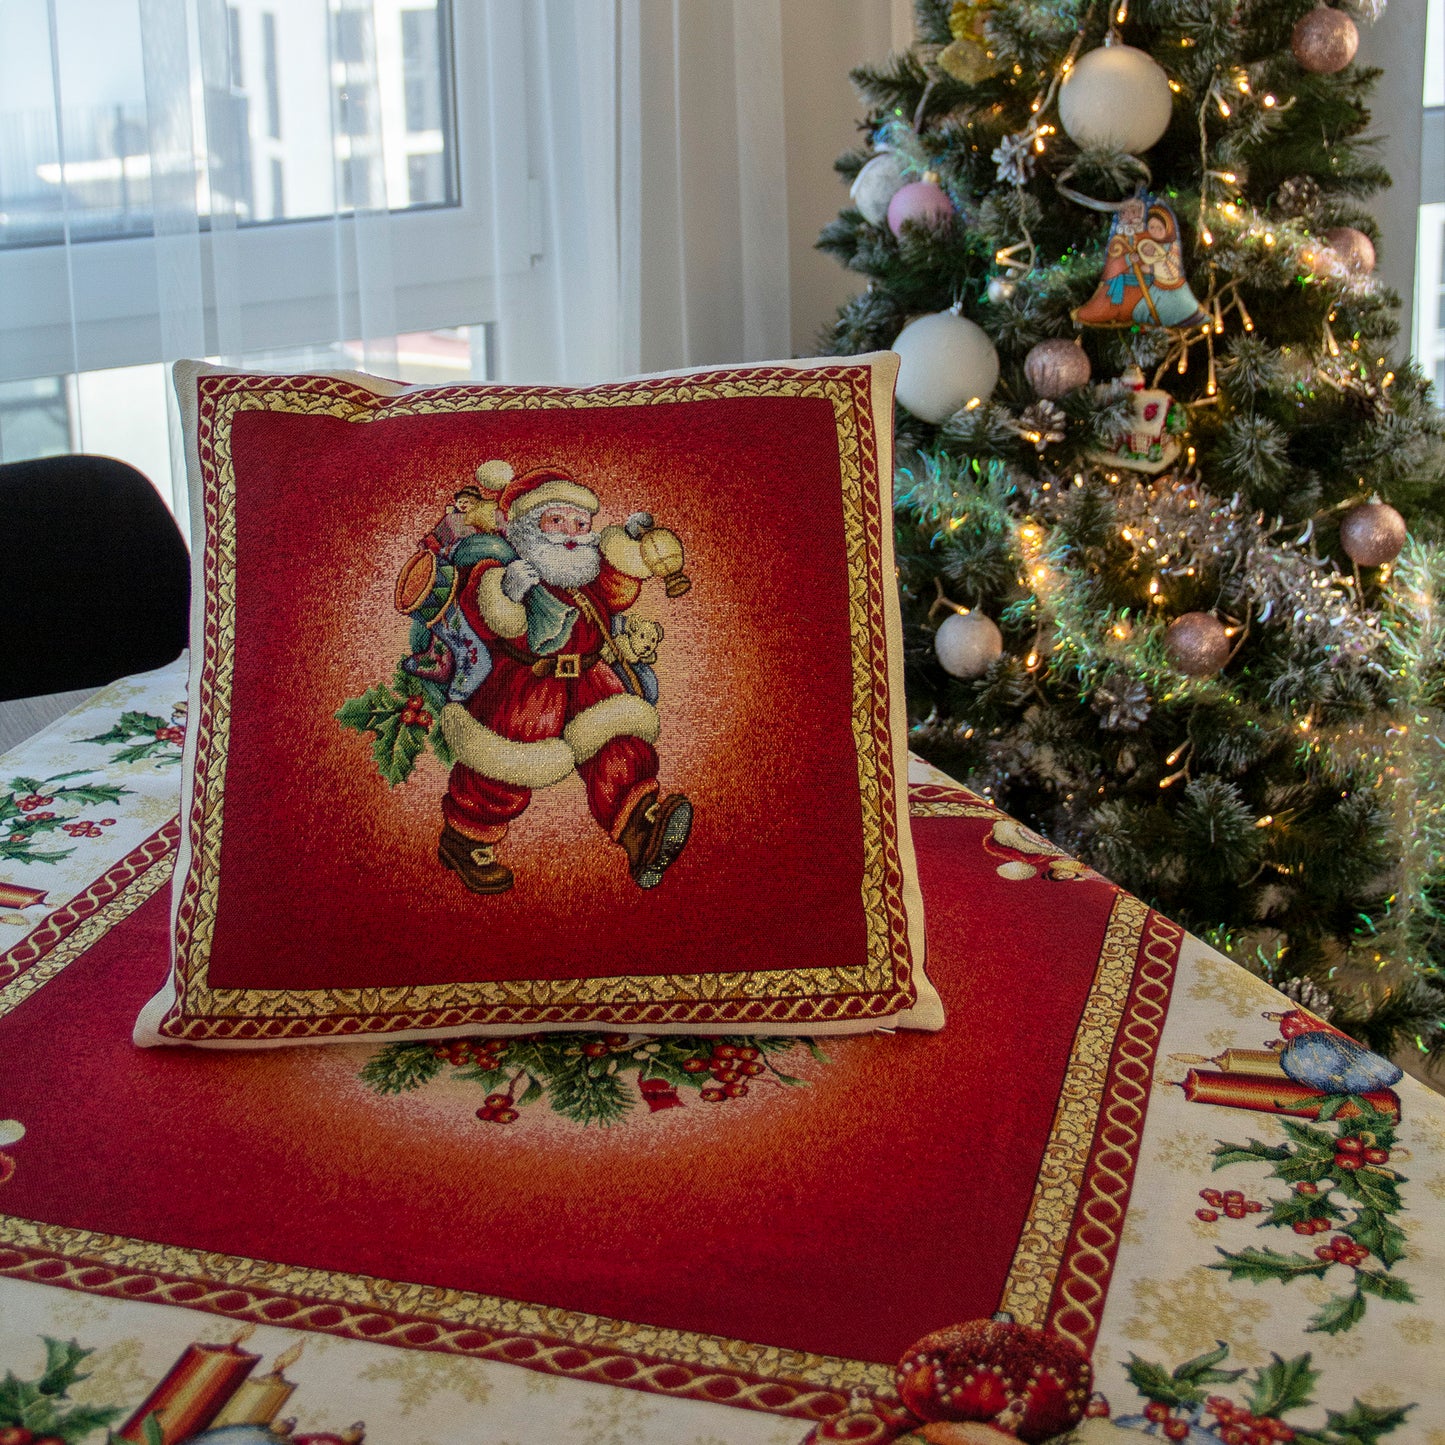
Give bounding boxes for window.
[333,10,369,66]
[402,8,442,133]
[1415,0,1444,398]
[262,11,281,139]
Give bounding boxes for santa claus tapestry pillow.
[134,354,940,1047]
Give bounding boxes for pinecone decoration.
[1013,401,1067,453]
[1273,175,1321,219]
[992,131,1036,186]
[1278,975,1335,1018]
[1091,671,1150,732]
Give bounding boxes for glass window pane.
[0,0,458,248]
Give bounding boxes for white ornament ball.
[935,610,1004,678]
[893,311,1000,424]
[851,152,908,227]
[986,275,1018,303]
[1058,44,1174,154]
[1025,339,1092,399]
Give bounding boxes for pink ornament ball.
[1340,501,1406,566]
[888,180,955,238]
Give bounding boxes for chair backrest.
[0,455,190,703]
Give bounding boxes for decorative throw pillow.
[134,355,939,1046]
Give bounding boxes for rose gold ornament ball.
[1291,6,1359,74]
[1340,501,1406,567]
[1323,226,1376,274]
[1024,339,1092,399]
[1164,612,1230,677]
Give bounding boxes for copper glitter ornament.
[1291,7,1359,74]
[1024,339,1091,399]
[1164,612,1230,677]
[1340,501,1406,566]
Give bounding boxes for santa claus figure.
[433,464,692,895]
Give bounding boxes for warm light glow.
[1121,527,1134,541]
[1255,814,1273,827]
[1168,79,1183,93]
[966,396,982,409]
[1263,94,1277,107]
[1148,577,1160,596]
[1263,232,1276,246]
[1026,650,1040,668]
[1201,228,1214,245]
[1217,97,1232,117]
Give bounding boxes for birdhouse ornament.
[1091,366,1186,473]
[1073,193,1207,330]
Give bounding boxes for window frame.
[0,2,531,385]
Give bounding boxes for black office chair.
[0,455,190,703]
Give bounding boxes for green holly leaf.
[107,741,169,765]
[429,718,455,767]
[37,1337,91,1396]
[804,1040,831,1063]
[370,712,426,787]
[1354,1268,1415,1304]
[518,1077,544,1106]
[52,1402,123,1441]
[359,1042,443,1093]
[1245,1352,1319,1419]
[1344,1211,1407,1267]
[1265,1191,1342,1230]
[0,841,73,864]
[1332,1167,1402,1214]
[336,684,402,733]
[1306,1289,1367,1335]
[1171,1341,1245,1387]
[1208,1246,1331,1286]
[0,1372,44,1426]
[1313,1094,1349,1123]
[51,784,127,807]
[1212,1139,1291,1169]
[1281,1120,1339,1158]
[83,711,170,744]
[142,1411,166,1445]
[1124,1354,1198,1407]
[1294,1399,1415,1445]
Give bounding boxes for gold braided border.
[998,892,1152,1330]
[165,368,916,1039]
[0,821,178,1013]
[0,1216,890,1423]
[1045,908,1182,1351]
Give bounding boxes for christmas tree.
[820,0,1445,1059]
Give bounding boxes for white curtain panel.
[1,0,801,522]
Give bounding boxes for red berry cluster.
[154,724,185,743]
[1291,1215,1333,1237]
[581,1032,632,1058]
[683,1043,765,1102]
[1333,1134,1389,1171]
[1142,1402,1192,1439]
[15,794,53,812]
[1196,1188,1263,1222]
[432,1036,509,1070]
[62,817,115,838]
[477,1092,519,1124]
[400,695,434,730]
[1206,1397,1295,1444]
[0,1427,64,1445]
[1314,1234,1370,1269]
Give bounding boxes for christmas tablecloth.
[0,658,1441,1445]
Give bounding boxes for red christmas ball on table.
[895,1317,1092,1443]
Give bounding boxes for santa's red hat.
[493,465,599,523]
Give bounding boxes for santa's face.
[509,503,602,588]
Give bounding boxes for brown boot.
[438,822,514,894]
[617,790,693,889]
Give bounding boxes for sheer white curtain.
[0,0,822,522]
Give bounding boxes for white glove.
[624,510,655,540]
[501,559,540,602]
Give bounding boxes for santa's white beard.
[508,510,602,589]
